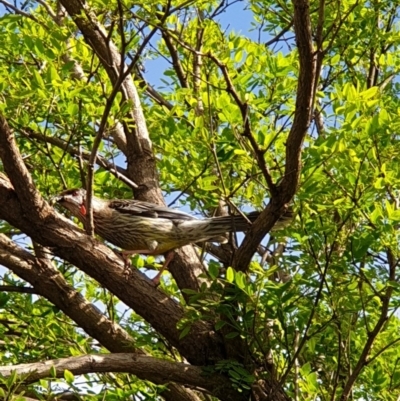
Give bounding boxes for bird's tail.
[205,208,294,236]
[207,211,260,233]
[181,209,294,244]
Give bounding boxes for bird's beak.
[50,195,63,205]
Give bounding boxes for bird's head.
[54,188,88,217]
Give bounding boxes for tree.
[0,0,399,399]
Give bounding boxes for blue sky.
[143,1,259,87]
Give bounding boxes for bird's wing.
[109,200,196,221]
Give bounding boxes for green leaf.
[229,369,241,380]
[67,103,79,116]
[225,332,239,339]
[234,271,246,290]
[179,325,191,339]
[331,54,340,64]
[50,366,57,378]
[7,370,17,388]
[370,206,382,224]
[215,320,227,330]
[300,362,311,376]
[32,70,45,89]
[209,262,219,280]
[64,369,74,384]
[359,87,378,100]
[226,267,235,283]
[0,292,9,307]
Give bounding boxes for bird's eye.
[71,190,79,197]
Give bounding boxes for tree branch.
[265,22,294,47]
[232,0,318,272]
[21,129,137,189]
[0,285,36,294]
[340,248,395,400]
[58,0,161,202]
[0,354,245,401]
[0,119,222,366]
[0,234,139,354]
[0,0,38,22]
[162,31,189,88]
[59,0,205,294]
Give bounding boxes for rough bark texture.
[0,158,223,367]
[0,0,318,399]
[56,0,207,295]
[233,0,317,272]
[0,354,245,401]
[0,170,233,400]
[0,234,138,353]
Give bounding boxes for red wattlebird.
[55,188,292,283]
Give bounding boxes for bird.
[55,188,293,283]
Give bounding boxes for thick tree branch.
[233,0,318,272]
[0,222,200,401]
[0,234,139,354]
[163,384,203,401]
[0,174,223,365]
[0,116,47,215]
[0,353,245,401]
[280,0,316,199]
[162,31,189,88]
[58,0,160,202]
[59,0,205,294]
[0,119,222,366]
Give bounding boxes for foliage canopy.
[0,0,400,400]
